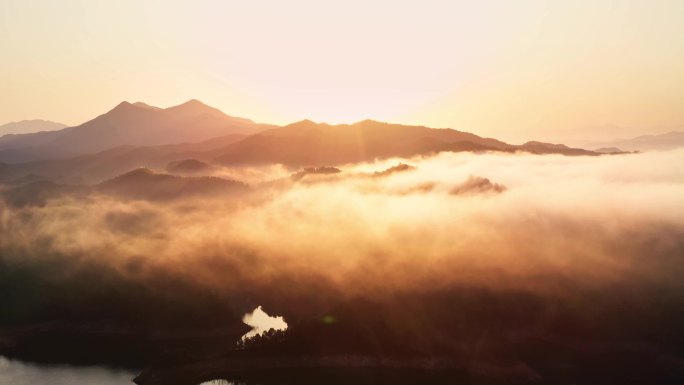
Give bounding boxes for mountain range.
[588,131,684,152]
[0,100,272,163]
[0,100,601,184]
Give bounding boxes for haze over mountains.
[2,101,683,385]
[0,119,67,136]
[587,131,684,152]
[3,145,684,384]
[0,99,603,184]
[0,100,271,163]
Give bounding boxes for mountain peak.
[355,119,381,125]
[104,101,164,118]
[353,119,387,128]
[183,98,203,105]
[173,99,209,109]
[165,99,225,116]
[132,102,160,110]
[114,101,132,109]
[285,119,333,131]
[291,119,317,126]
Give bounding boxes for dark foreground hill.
[0,168,249,206]
[97,168,249,201]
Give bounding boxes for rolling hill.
[97,168,249,201]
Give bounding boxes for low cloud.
[1,149,684,354]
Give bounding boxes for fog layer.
[1,150,683,356]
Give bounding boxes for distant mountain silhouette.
[0,102,602,182]
[594,147,629,154]
[213,120,508,167]
[0,119,67,136]
[0,100,272,163]
[519,141,597,156]
[213,120,596,167]
[97,168,249,201]
[0,134,248,183]
[591,131,684,152]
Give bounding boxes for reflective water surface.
[0,356,137,385]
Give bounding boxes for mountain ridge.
[0,119,67,136]
[0,100,601,182]
[213,119,593,167]
[572,130,684,152]
[97,167,250,201]
[0,100,271,163]
[606,131,684,151]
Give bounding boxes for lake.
[0,356,137,385]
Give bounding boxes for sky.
[1,0,683,143]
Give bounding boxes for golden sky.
[1,0,683,142]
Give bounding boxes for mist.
[2,149,684,364]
